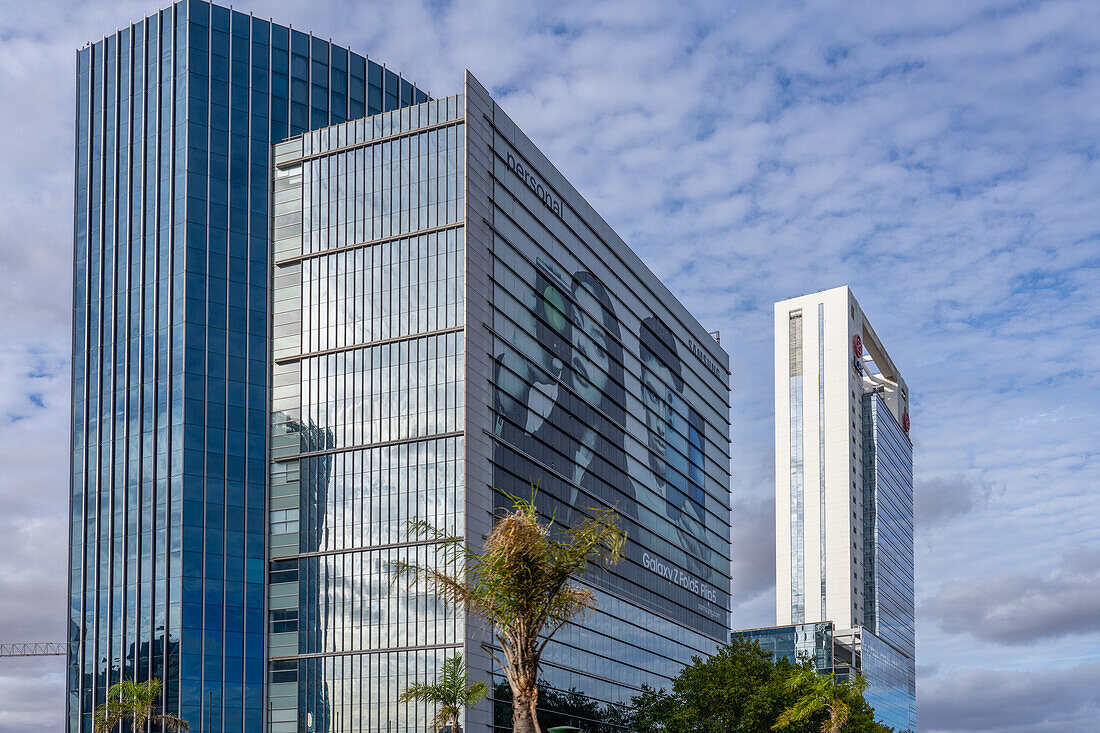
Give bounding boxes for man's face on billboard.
[641,350,676,482]
[571,284,611,406]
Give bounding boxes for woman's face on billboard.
[571,283,611,405]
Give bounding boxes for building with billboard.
[268,73,732,732]
[741,286,915,731]
[68,2,428,731]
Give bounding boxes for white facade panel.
[774,286,910,630]
[772,285,915,730]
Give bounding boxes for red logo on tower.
[903,412,911,432]
[853,333,863,358]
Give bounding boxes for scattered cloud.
[1,0,1099,731]
[731,497,776,608]
[914,475,996,529]
[0,659,65,733]
[0,348,69,733]
[925,553,1100,645]
[920,663,1100,733]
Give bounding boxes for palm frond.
[93,679,187,733]
[93,710,125,733]
[398,652,488,732]
[393,490,625,733]
[398,681,444,705]
[429,703,461,731]
[465,680,490,707]
[153,713,191,732]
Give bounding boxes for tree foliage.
[93,679,189,733]
[775,668,870,733]
[399,653,489,733]
[629,638,891,733]
[391,493,625,733]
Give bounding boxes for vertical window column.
[789,310,804,623]
[818,303,826,619]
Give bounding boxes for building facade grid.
[69,2,429,731]
[269,95,466,733]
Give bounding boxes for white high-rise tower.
[772,285,915,730]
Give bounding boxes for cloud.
[0,659,65,733]
[925,553,1100,645]
[0,346,69,733]
[920,662,1100,733]
[1,0,1100,730]
[731,497,777,606]
[914,475,996,529]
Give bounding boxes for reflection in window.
[269,659,298,683]
[789,310,805,623]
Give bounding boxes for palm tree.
[94,678,189,733]
[774,668,868,733]
[399,653,489,733]
[392,493,625,733]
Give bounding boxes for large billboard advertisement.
[488,146,729,638]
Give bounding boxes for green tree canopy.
[629,638,891,733]
[775,668,872,733]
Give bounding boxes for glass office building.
[735,623,834,670]
[857,626,916,732]
[268,73,731,732]
[861,392,915,730]
[69,2,427,731]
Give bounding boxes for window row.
[300,122,466,253]
[299,331,465,449]
[299,227,464,352]
[270,648,463,733]
[295,545,461,654]
[303,95,464,157]
[296,436,465,552]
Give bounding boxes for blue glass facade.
[735,623,834,671]
[861,392,915,731]
[861,392,914,658]
[860,628,915,733]
[69,2,426,731]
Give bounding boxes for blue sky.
[0,0,1098,730]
